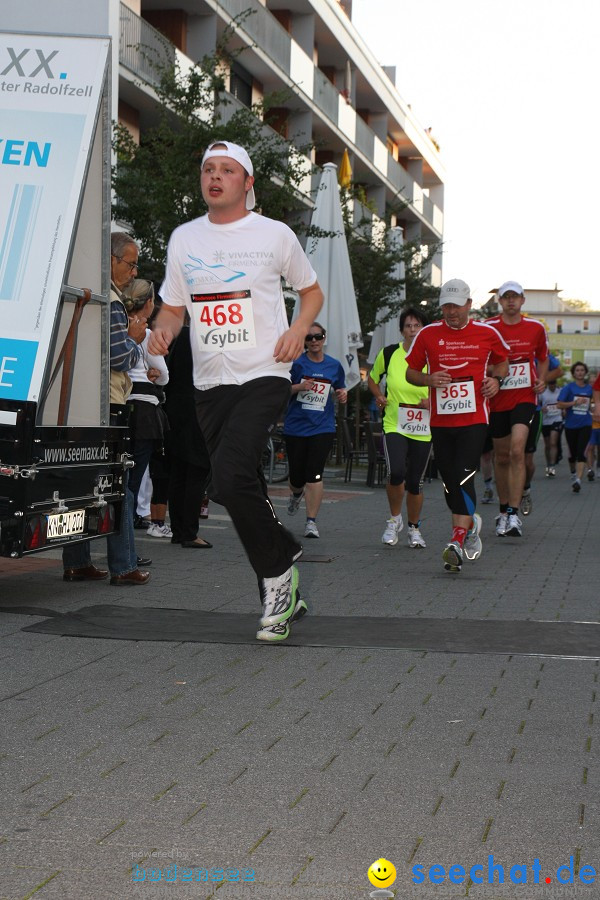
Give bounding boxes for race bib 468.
[191,290,256,351]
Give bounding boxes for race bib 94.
[191,290,256,351]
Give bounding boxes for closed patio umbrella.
[296,162,363,389]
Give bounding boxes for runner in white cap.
[406,280,509,573]
[149,141,324,641]
[486,282,548,537]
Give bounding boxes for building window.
[230,62,252,108]
[583,320,589,331]
[556,319,562,333]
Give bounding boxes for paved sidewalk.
[1,455,599,899]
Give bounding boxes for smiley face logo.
[367,858,396,888]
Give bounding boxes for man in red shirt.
[406,279,509,573]
[486,282,548,537]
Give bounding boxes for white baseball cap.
[439,278,471,306]
[498,280,524,297]
[201,141,256,210]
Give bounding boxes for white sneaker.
[495,513,508,537]
[256,621,290,642]
[381,516,403,546]
[304,520,320,539]
[505,513,522,537]
[259,565,299,627]
[407,525,426,548]
[287,490,304,516]
[147,523,173,538]
[464,513,482,560]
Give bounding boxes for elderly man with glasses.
[62,232,151,586]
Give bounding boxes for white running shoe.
[442,541,463,572]
[482,486,494,504]
[287,491,304,516]
[147,523,173,538]
[505,513,522,537]
[548,467,556,477]
[259,565,299,627]
[520,489,532,516]
[256,621,290,642]
[407,525,426,548]
[495,513,508,537]
[381,516,403,546]
[304,520,320,539]
[463,513,482,560]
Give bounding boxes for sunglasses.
[306,333,325,342]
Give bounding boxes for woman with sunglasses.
[283,322,347,538]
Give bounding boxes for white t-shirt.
[159,212,317,389]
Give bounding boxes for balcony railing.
[313,68,339,126]
[119,3,175,87]
[355,114,374,159]
[217,0,291,74]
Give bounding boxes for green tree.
[342,193,441,334]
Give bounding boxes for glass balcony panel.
[119,3,176,87]
[217,0,291,73]
[313,68,339,125]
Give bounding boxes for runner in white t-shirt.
[149,141,323,642]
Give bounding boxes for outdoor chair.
[364,420,387,487]
[339,417,368,483]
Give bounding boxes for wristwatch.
[493,375,505,387]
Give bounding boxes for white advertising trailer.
[0,30,130,556]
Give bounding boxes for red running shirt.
[405,319,509,427]
[485,316,548,412]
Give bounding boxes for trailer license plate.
[47,510,86,539]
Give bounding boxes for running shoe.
[463,513,483,561]
[587,469,595,482]
[505,513,522,537]
[442,541,463,572]
[146,523,173,538]
[495,513,508,536]
[572,479,581,493]
[407,525,426,548]
[256,620,290,642]
[520,489,532,516]
[481,486,495,504]
[381,516,403,546]
[304,520,320,539]
[546,467,556,477]
[287,490,304,516]
[256,589,307,641]
[259,565,299,627]
[291,595,308,622]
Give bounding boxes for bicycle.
[262,428,289,483]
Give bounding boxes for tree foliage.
[342,192,441,334]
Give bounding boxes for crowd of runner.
[120,138,598,643]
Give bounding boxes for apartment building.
[3,0,445,282]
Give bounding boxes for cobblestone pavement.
[1,455,599,899]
